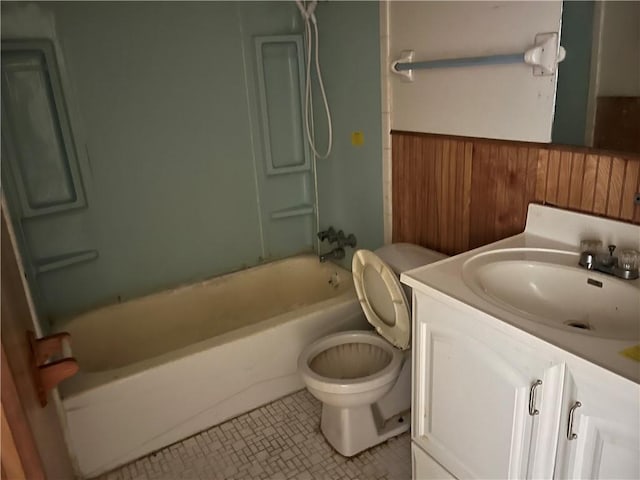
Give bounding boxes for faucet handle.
[336,231,357,248]
[580,239,602,253]
[608,244,616,256]
[618,249,639,271]
[612,249,640,280]
[317,227,337,243]
[343,233,357,248]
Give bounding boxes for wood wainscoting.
[391,131,640,255]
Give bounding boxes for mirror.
[553,1,640,154]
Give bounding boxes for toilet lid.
[352,249,411,350]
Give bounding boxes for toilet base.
[316,350,412,457]
[320,402,410,457]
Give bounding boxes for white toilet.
[298,243,447,456]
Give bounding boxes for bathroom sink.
[462,249,640,340]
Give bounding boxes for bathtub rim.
[52,252,337,325]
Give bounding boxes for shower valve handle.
[337,232,357,249]
[317,227,338,243]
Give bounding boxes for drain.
[565,320,592,330]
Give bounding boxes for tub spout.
[319,247,345,263]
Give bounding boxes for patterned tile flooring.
[94,390,411,480]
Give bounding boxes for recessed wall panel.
[1,42,85,217]
[255,35,310,175]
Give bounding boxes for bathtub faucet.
[317,227,338,243]
[318,227,357,249]
[336,230,357,249]
[318,226,356,262]
[319,247,345,263]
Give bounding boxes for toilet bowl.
[298,243,447,456]
[298,331,403,408]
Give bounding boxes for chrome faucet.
[579,243,639,280]
[317,226,357,262]
[317,227,338,243]
[335,230,357,248]
[319,247,345,263]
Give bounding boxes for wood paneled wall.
[392,131,640,255]
[594,97,640,154]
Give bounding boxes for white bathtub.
[55,255,368,478]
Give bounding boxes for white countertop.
[401,205,640,386]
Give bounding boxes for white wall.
[389,1,563,142]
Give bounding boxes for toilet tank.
[374,243,448,307]
[374,243,448,275]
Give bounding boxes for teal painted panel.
[553,1,595,146]
[0,136,48,324]
[314,2,384,268]
[270,204,314,220]
[239,4,317,262]
[2,2,268,318]
[265,215,315,259]
[35,250,98,274]
[1,41,86,216]
[0,1,380,319]
[255,35,310,174]
[21,208,96,261]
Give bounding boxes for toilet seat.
[352,250,411,350]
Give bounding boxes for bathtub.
[55,254,368,478]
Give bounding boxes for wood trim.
[1,402,27,480]
[1,207,75,479]
[0,347,44,480]
[392,132,640,255]
[391,130,640,161]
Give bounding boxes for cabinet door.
[412,441,455,480]
[412,293,557,479]
[554,369,640,479]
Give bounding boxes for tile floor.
[93,390,411,480]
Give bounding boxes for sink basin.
[462,249,640,340]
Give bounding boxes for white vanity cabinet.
[411,291,640,480]
[412,442,454,480]
[412,291,559,479]
[552,367,640,480]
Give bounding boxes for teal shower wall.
[1,1,383,322]
[314,2,384,267]
[44,2,263,320]
[1,2,310,321]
